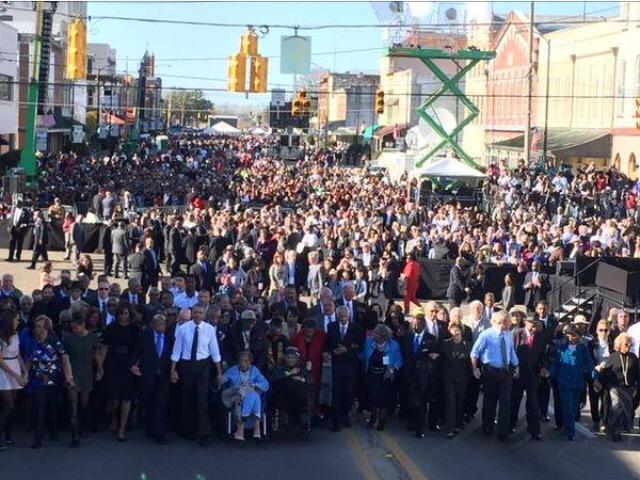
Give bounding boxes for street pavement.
[2,405,640,480]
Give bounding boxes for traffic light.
[240,31,258,56]
[227,53,247,92]
[66,18,87,80]
[301,90,311,115]
[249,55,268,93]
[375,88,385,114]
[291,93,303,116]
[635,97,640,129]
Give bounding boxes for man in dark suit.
[336,283,368,329]
[128,243,145,282]
[324,306,364,431]
[71,214,85,264]
[101,221,113,276]
[229,310,270,372]
[188,248,215,292]
[131,314,174,444]
[511,318,546,440]
[532,300,557,422]
[6,200,30,262]
[446,257,469,307]
[182,228,200,270]
[313,297,337,333]
[285,250,307,291]
[399,308,440,437]
[27,210,48,269]
[141,237,161,294]
[271,286,308,321]
[524,261,550,311]
[121,278,146,306]
[169,217,184,275]
[423,301,447,431]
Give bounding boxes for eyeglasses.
[99,288,109,291]
[597,329,609,332]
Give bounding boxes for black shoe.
[332,425,341,433]
[155,437,171,445]
[567,435,576,441]
[540,415,550,423]
[342,417,351,428]
[415,431,424,439]
[592,422,600,432]
[446,432,455,439]
[483,428,493,437]
[26,266,35,270]
[376,419,386,431]
[198,436,209,448]
[497,434,508,442]
[4,258,13,262]
[428,424,440,432]
[531,433,542,441]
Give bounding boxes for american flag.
[530,127,543,152]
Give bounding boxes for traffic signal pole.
[19,1,44,178]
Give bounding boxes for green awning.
[362,124,381,140]
[490,128,612,159]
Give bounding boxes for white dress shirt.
[174,291,198,309]
[171,320,221,362]
[627,322,640,356]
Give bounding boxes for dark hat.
[284,346,300,357]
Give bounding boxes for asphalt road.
[2,409,640,480]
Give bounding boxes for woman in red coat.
[291,318,326,415]
[401,251,421,314]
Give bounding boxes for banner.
[72,125,84,144]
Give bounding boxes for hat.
[573,315,589,325]
[413,307,425,317]
[240,310,256,321]
[284,346,300,357]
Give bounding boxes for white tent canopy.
[209,121,241,135]
[250,126,270,135]
[409,157,486,180]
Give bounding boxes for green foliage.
[165,90,214,126]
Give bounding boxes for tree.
[165,90,214,126]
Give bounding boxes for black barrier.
[417,259,453,299]
[0,220,102,253]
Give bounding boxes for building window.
[0,74,13,101]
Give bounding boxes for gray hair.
[336,306,350,318]
[152,314,166,325]
[373,324,392,341]
[19,295,33,306]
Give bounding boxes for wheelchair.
[224,391,269,443]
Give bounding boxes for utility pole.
[19,1,44,178]
[542,39,551,166]
[524,1,535,165]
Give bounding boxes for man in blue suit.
[131,313,174,444]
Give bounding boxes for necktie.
[190,325,199,361]
[500,333,508,368]
[340,324,346,340]
[155,334,163,357]
[414,335,420,354]
[101,301,107,317]
[202,261,207,273]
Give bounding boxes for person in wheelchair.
[221,350,269,442]
[270,346,312,435]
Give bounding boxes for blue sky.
[87,1,619,106]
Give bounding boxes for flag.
[530,127,543,152]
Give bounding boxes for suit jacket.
[135,328,174,391]
[121,290,146,306]
[142,248,161,286]
[111,227,129,255]
[229,322,270,372]
[306,264,324,295]
[182,234,200,265]
[335,298,369,328]
[32,219,48,246]
[313,311,337,333]
[71,222,85,247]
[524,272,550,308]
[168,227,183,257]
[271,300,308,320]
[533,314,558,344]
[446,265,467,301]
[128,252,144,279]
[399,330,439,396]
[325,321,364,378]
[189,260,215,292]
[512,328,546,381]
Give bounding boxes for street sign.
[280,35,311,74]
[35,128,47,151]
[72,125,84,144]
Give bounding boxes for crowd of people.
[0,132,640,452]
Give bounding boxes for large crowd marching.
[0,132,639,452]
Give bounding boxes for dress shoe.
[497,434,508,442]
[483,428,493,437]
[198,436,209,447]
[446,432,455,439]
[592,422,600,432]
[26,266,35,270]
[567,435,576,441]
[530,433,542,441]
[415,431,424,439]
[331,425,341,433]
[342,417,351,428]
[540,415,550,423]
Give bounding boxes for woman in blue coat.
[221,351,269,442]
[363,324,403,431]
[549,324,595,441]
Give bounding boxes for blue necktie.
[155,334,163,357]
[414,335,420,354]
